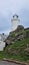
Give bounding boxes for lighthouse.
[11,14,20,31]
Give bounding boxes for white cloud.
[0,0,29,34]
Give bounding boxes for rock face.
[15,25,24,32]
[5,25,29,45]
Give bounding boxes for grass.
[0,38,29,61]
[2,38,29,61]
[0,29,29,61]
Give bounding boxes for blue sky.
[0,0,29,34]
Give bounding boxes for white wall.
[12,19,19,31]
[0,41,5,51]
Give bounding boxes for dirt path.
[0,61,19,65]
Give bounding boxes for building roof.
[13,14,18,18]
[0,34,8,41]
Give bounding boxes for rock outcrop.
[5,25,29,45]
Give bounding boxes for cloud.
[0,0,29,34]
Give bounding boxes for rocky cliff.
[5,25,29,45]
[4,25,29,61]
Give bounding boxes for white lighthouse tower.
[11,14,20,31]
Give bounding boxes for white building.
[0,33,8,51]
[11,14,20,31]
[0,41,5,51]
[0,33,8,41]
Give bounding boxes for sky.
[0,0,29,34]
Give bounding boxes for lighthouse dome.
[13,14,18,19]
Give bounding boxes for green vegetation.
[0,38,29,61]
[4,38,29,61]
[0,28,29,62]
